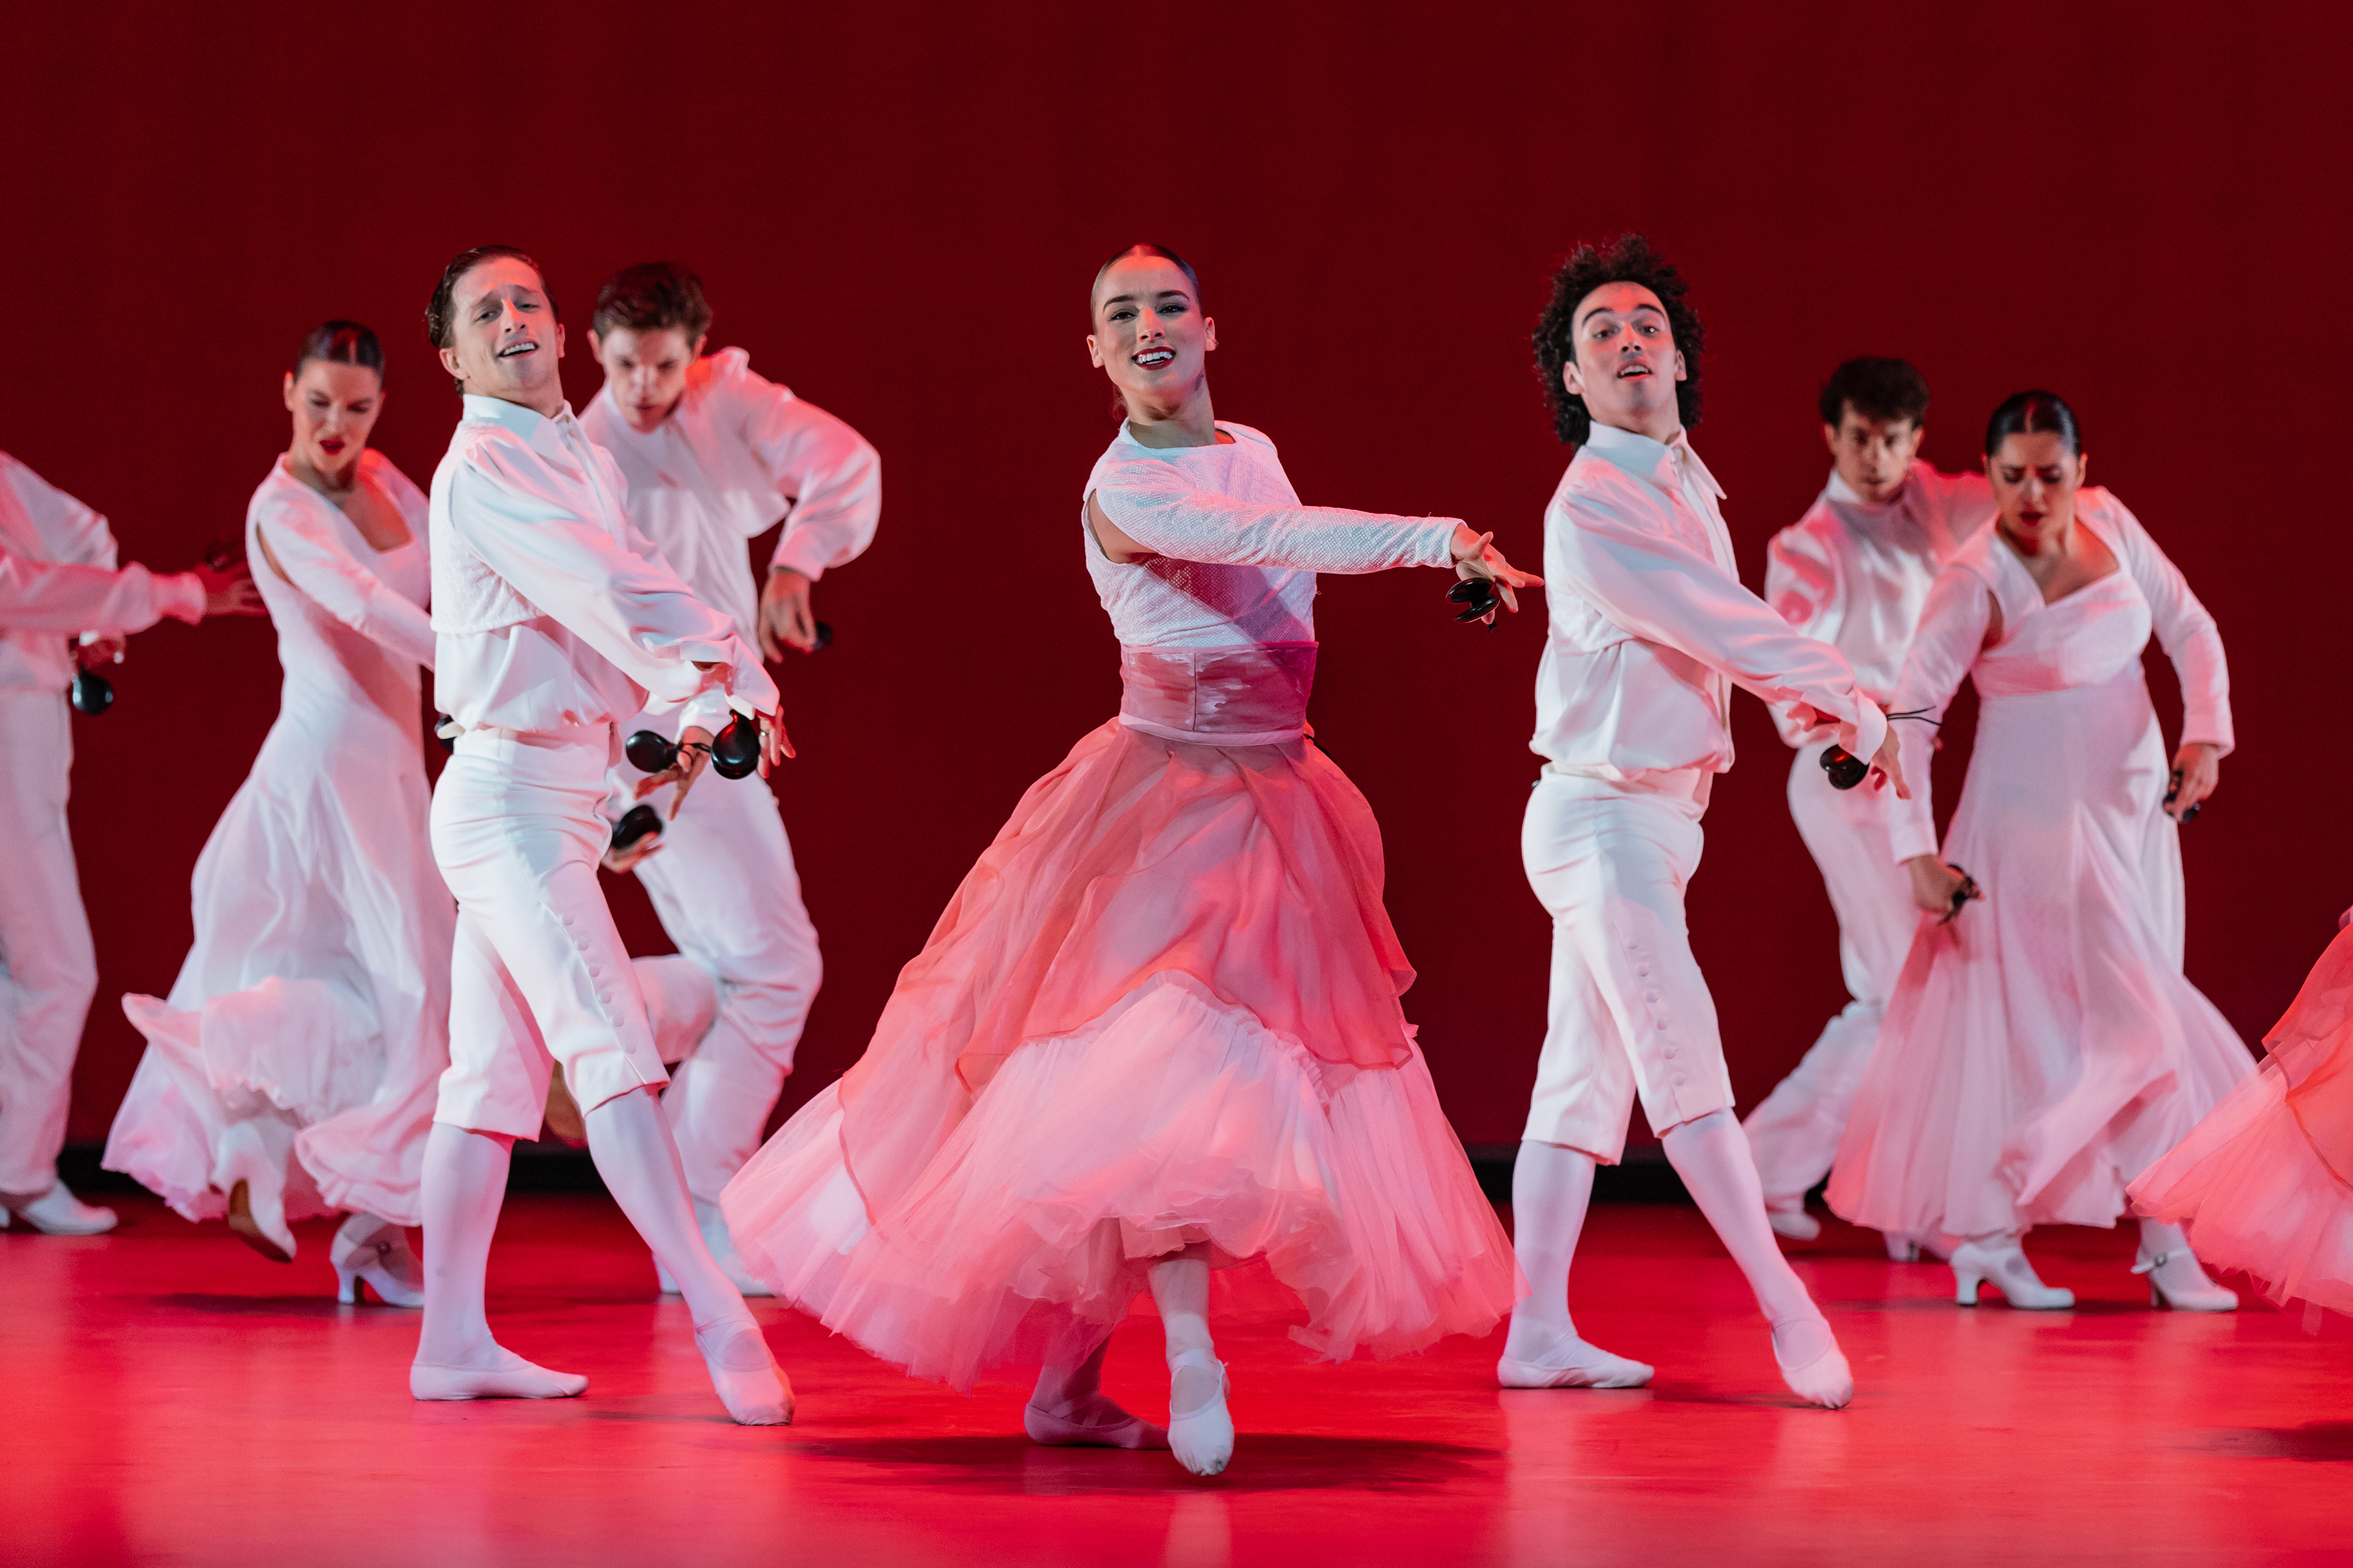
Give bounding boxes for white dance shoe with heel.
[330,1215,425,1306]
[2133,1246,2239,1312]
[214,1120,296,1263]
[1949,1237,2074,1309]
[1166,1349,1234,1477]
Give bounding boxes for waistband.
[1117,643,1317,747]
[450,720,620,765]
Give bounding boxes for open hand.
[1868,723,1911,800]
[196,563,266,617]
[634,725,713,819]
[1448,527,1543,624]
[756,707,793,775]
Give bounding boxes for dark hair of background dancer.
[594,262,713,343]
[1531,233,1704,446]
[1818,357,1928,429]
[1984,390,2082,457]
[425,245,555,389]
[296,320,384,382]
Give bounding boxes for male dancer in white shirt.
[578,263,880,1290]
[1503,236,1905,1409]
[1741,358,1994,1249]
[0,457,260,1234]
[412,245,790,1422]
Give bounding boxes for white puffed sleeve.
[255,494,437,670]
[448,436,778,723]
[714,356,882,581]
[0,550,204,634]
[1553,491,1887,765]
[1883,564,1995,865]
[1092,457,1458,575]
[2085,492,2231,755]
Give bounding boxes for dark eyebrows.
[1576,300,1667,331]
[1099,288,1193,309]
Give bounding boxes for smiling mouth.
[497,341,539,360]
[1616,364,1652,378]
[1132,349,1174,370]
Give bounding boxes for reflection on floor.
[7,1191,2349,1566]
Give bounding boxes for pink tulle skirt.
[723,708,1519,1391]
[2132,922,2353,1319]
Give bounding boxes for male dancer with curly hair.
[579,263,881,1292]
[1742,358,1993,1251]
[1502,235,1903,1409]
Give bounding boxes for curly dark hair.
[594,261,713,343]
[1819,357,1929,428]
[1531,233,1703,446]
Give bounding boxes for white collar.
[461,393,580,458]
[1583,420,1726,501]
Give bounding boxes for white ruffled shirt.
[428,395,776,739]
[0,450,206,692]
[1532,421,1887,790]
[1761,462,1995,743]
[577,347,881,643]
[1083,420,1458,649]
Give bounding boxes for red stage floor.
[6,1191,2349,1567]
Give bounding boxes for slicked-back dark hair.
[295,320,384,382]
[426,245,554,390]
[1090,242,1202,319]
[1531,233,1703,446]
[594,262,713,343]
[1984,389,2083,457]
[1819,358,1929,429]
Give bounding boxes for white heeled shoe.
[7,1183,118,1235]
[1766,1202,1822,1242]
[2133,1247,2239,1312]
[331,1216,424,1306]
[1166,1349,1234,1477]
[1949,1237,2073,1309]
[215,1122,296,1263]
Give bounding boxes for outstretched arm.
[1088,463,1461,576]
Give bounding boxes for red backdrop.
[6,2,2346,1155]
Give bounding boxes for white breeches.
[1742,750,1923,1202]
[430,732,670,1140]
[0,689,95,1194]
[1520,773,1735,1161]
[617,744,821,1204]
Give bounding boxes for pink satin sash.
[1117,643,1317,747]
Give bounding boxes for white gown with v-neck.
[104,451,453,1227]
[1826,492,2254,1240]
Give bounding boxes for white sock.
[1501,1141,1650,1385]
[411,1124,581,1398]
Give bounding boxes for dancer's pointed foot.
[331,1215,424,1307]
[1166,1349,1233,1477]
[1025,1391,1170,1449]
[411,1343,588,1401]
[696,1317,792,1426]
[1765,1202,1821,1242]
[7,1182,118,1236]
[1497,1331,1654,1390]
[1771,1314,1853,1409]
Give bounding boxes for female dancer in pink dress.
[1827,391,2249,1311]
[2132,907,2353,1322]
[106,323,450,1304]
[723,244,1531,1476]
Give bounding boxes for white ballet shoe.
[696,1317,793,1426]
[2133,1247,2239,1312]
[331,1216,424,1307]
[1770,1315,1853,1409]
[1166,1349,1234,1477]
[1766,1203,1821,1242]
[7,1182,118,1236]
[1950,1237,2074,1309]
[1497,1335,1654,1390]
[411,1344,589,1401]
[1025,1392,1171,1449]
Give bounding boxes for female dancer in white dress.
[1826,391,2249,1311]
[723,244,1531,1476]
[105,323,450,1304]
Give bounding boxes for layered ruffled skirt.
[723,671,1518,1391]
[2131,921,2353,1319]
